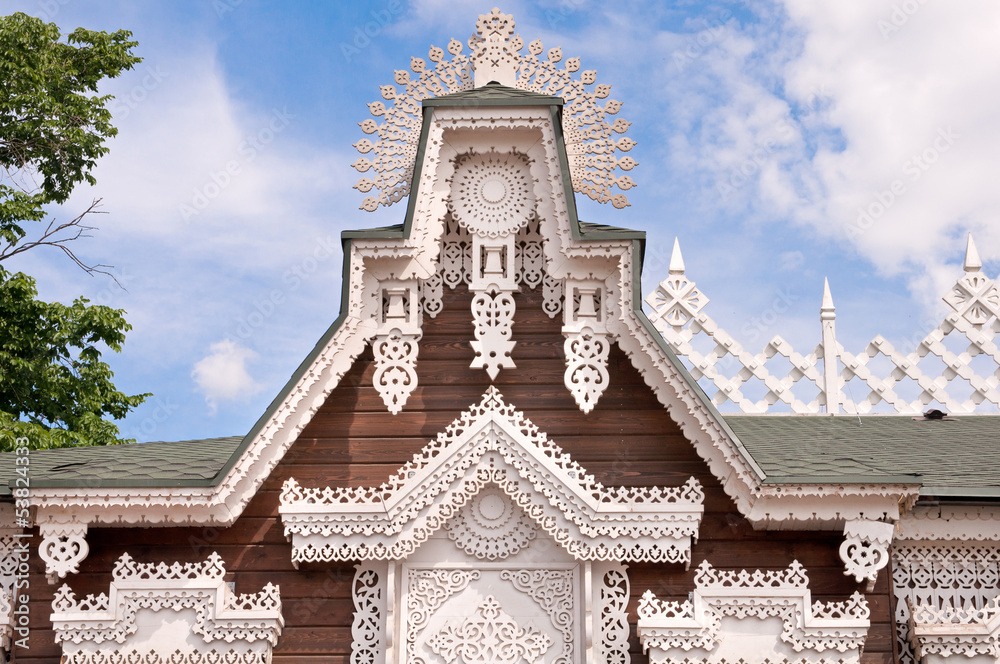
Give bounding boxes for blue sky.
[5,0,999,440]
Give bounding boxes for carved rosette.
[279,387,705,565]
[450,152,535,381]
[445,486,537,560]
[451,152,535,240]
[39,523,89,584]
[840,518,895,590]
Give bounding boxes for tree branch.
[0,198,123,287]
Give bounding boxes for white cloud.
[780,0,1000,298]
[191,339,262,413]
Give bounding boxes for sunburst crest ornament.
[353,7,637,212]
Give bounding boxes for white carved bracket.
[563,280,611,412]
[51,552,283,663]
[39,523,89,584]
[638,560,870,664]
[840,518,895,591]
[373,280,422,414]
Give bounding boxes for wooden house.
[2,9,1000,664]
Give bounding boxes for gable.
[279,385,705,565]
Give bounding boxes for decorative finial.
[472,8,518,87]
[669,237,685,274]
[964,233,983,273]
[352,9,637,211]
[821,277,835,320]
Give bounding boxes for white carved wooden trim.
[563,280,611,413]
[280,386,705,565]
[648,235,1000,414]
[444,486,538,560]
[840,518,896,590]
[893,541,1000,664]
[899,506,1000,541]
[908,595,1000,662]
[637,560,870,664]
[352,9,636,211]
[0,587,11,656]
[373,280,422,414]
[351,562,388,664]
[454,150,533,381]
[50,552,283,663]
[39,522,89,584]
[595,562,630,664]
[428,595,552,663]
[0,532,26,655]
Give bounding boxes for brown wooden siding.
[14,283,894,663]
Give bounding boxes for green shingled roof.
[725,414,1000,495]
[423,82,564,107]
[0,436,242,493]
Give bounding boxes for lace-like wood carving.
[893,542,1000,664]
[51,552,283,663]
[353,9,637,211]
[280,387,705,565]
[638,561,870,664]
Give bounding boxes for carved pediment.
[279,387,704,566]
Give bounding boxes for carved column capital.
[840,518,895,590]
[39,522,89,584]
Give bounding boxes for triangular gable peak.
[278,387,705,565]
[23,12,918,585]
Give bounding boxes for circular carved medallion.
[450,152,535,239]
[446,486,537,560]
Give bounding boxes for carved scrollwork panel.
[470,290,517,380]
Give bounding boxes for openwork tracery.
[51,552,283,663]
[352,8,637,212]
[280,386,704,565]
[638,560,870,664]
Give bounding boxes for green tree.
[0,12,147,451]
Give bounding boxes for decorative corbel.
[840,518,895,591]
[372,280,422,414]
[469,234,518,379]
[563,280,610,413]
[39,522,89,584]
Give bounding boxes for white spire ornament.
[352,7,638,211]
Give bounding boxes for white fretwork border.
[50,552,283,662]
[280,387,705,565]
[638,560,870,664]
[908,595,1000,661]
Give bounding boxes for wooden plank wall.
[15,284,895,663]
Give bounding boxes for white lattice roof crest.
[352,7,637,212]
